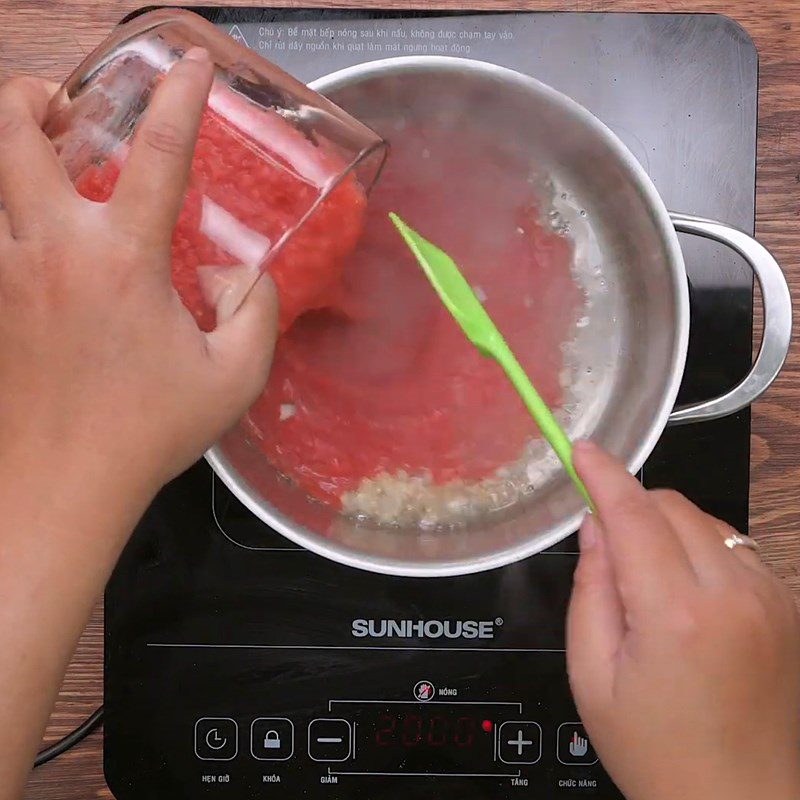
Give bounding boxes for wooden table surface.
[2,0,798,797]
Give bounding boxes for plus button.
[498,721,542,765]
[507,729,533,756]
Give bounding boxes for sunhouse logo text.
[351,618,499,640]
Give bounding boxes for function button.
[308,718,352,762]
[194,717,238,761]
[498,721,542,765]
[251,718,294,761]
[557,722,598,765]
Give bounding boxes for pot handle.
[667,212,792,426]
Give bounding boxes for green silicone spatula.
[389,212,594,511]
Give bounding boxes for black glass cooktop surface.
[105,10,757,799]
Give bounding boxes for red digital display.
[375,712,477,748]
[357,706,496,772]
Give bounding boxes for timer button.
[194,717,238,761]
[308,718,352,762]
[498,721,542,765]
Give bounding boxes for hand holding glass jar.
[0,50,281,488]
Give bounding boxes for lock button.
[250,718,294,761]
[263,729,281,749]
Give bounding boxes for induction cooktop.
[104,9,757,799]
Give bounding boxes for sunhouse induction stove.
[105,10,757,799]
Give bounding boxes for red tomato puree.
[249,124,581,508]
[76,103,366,333]
[77,108,580,513]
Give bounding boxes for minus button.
[308,719,352,762]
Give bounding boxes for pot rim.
[206,55,690,577]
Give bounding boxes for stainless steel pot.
[207,56,792,577]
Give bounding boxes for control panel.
[192,698,597,775]
[188,690,599,787]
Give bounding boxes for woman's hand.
[568,441,800,800]
[0,53,277,800]
[0,50,277,495]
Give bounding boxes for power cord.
[34,706,104,768]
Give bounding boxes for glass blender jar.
[43,9,387,331]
